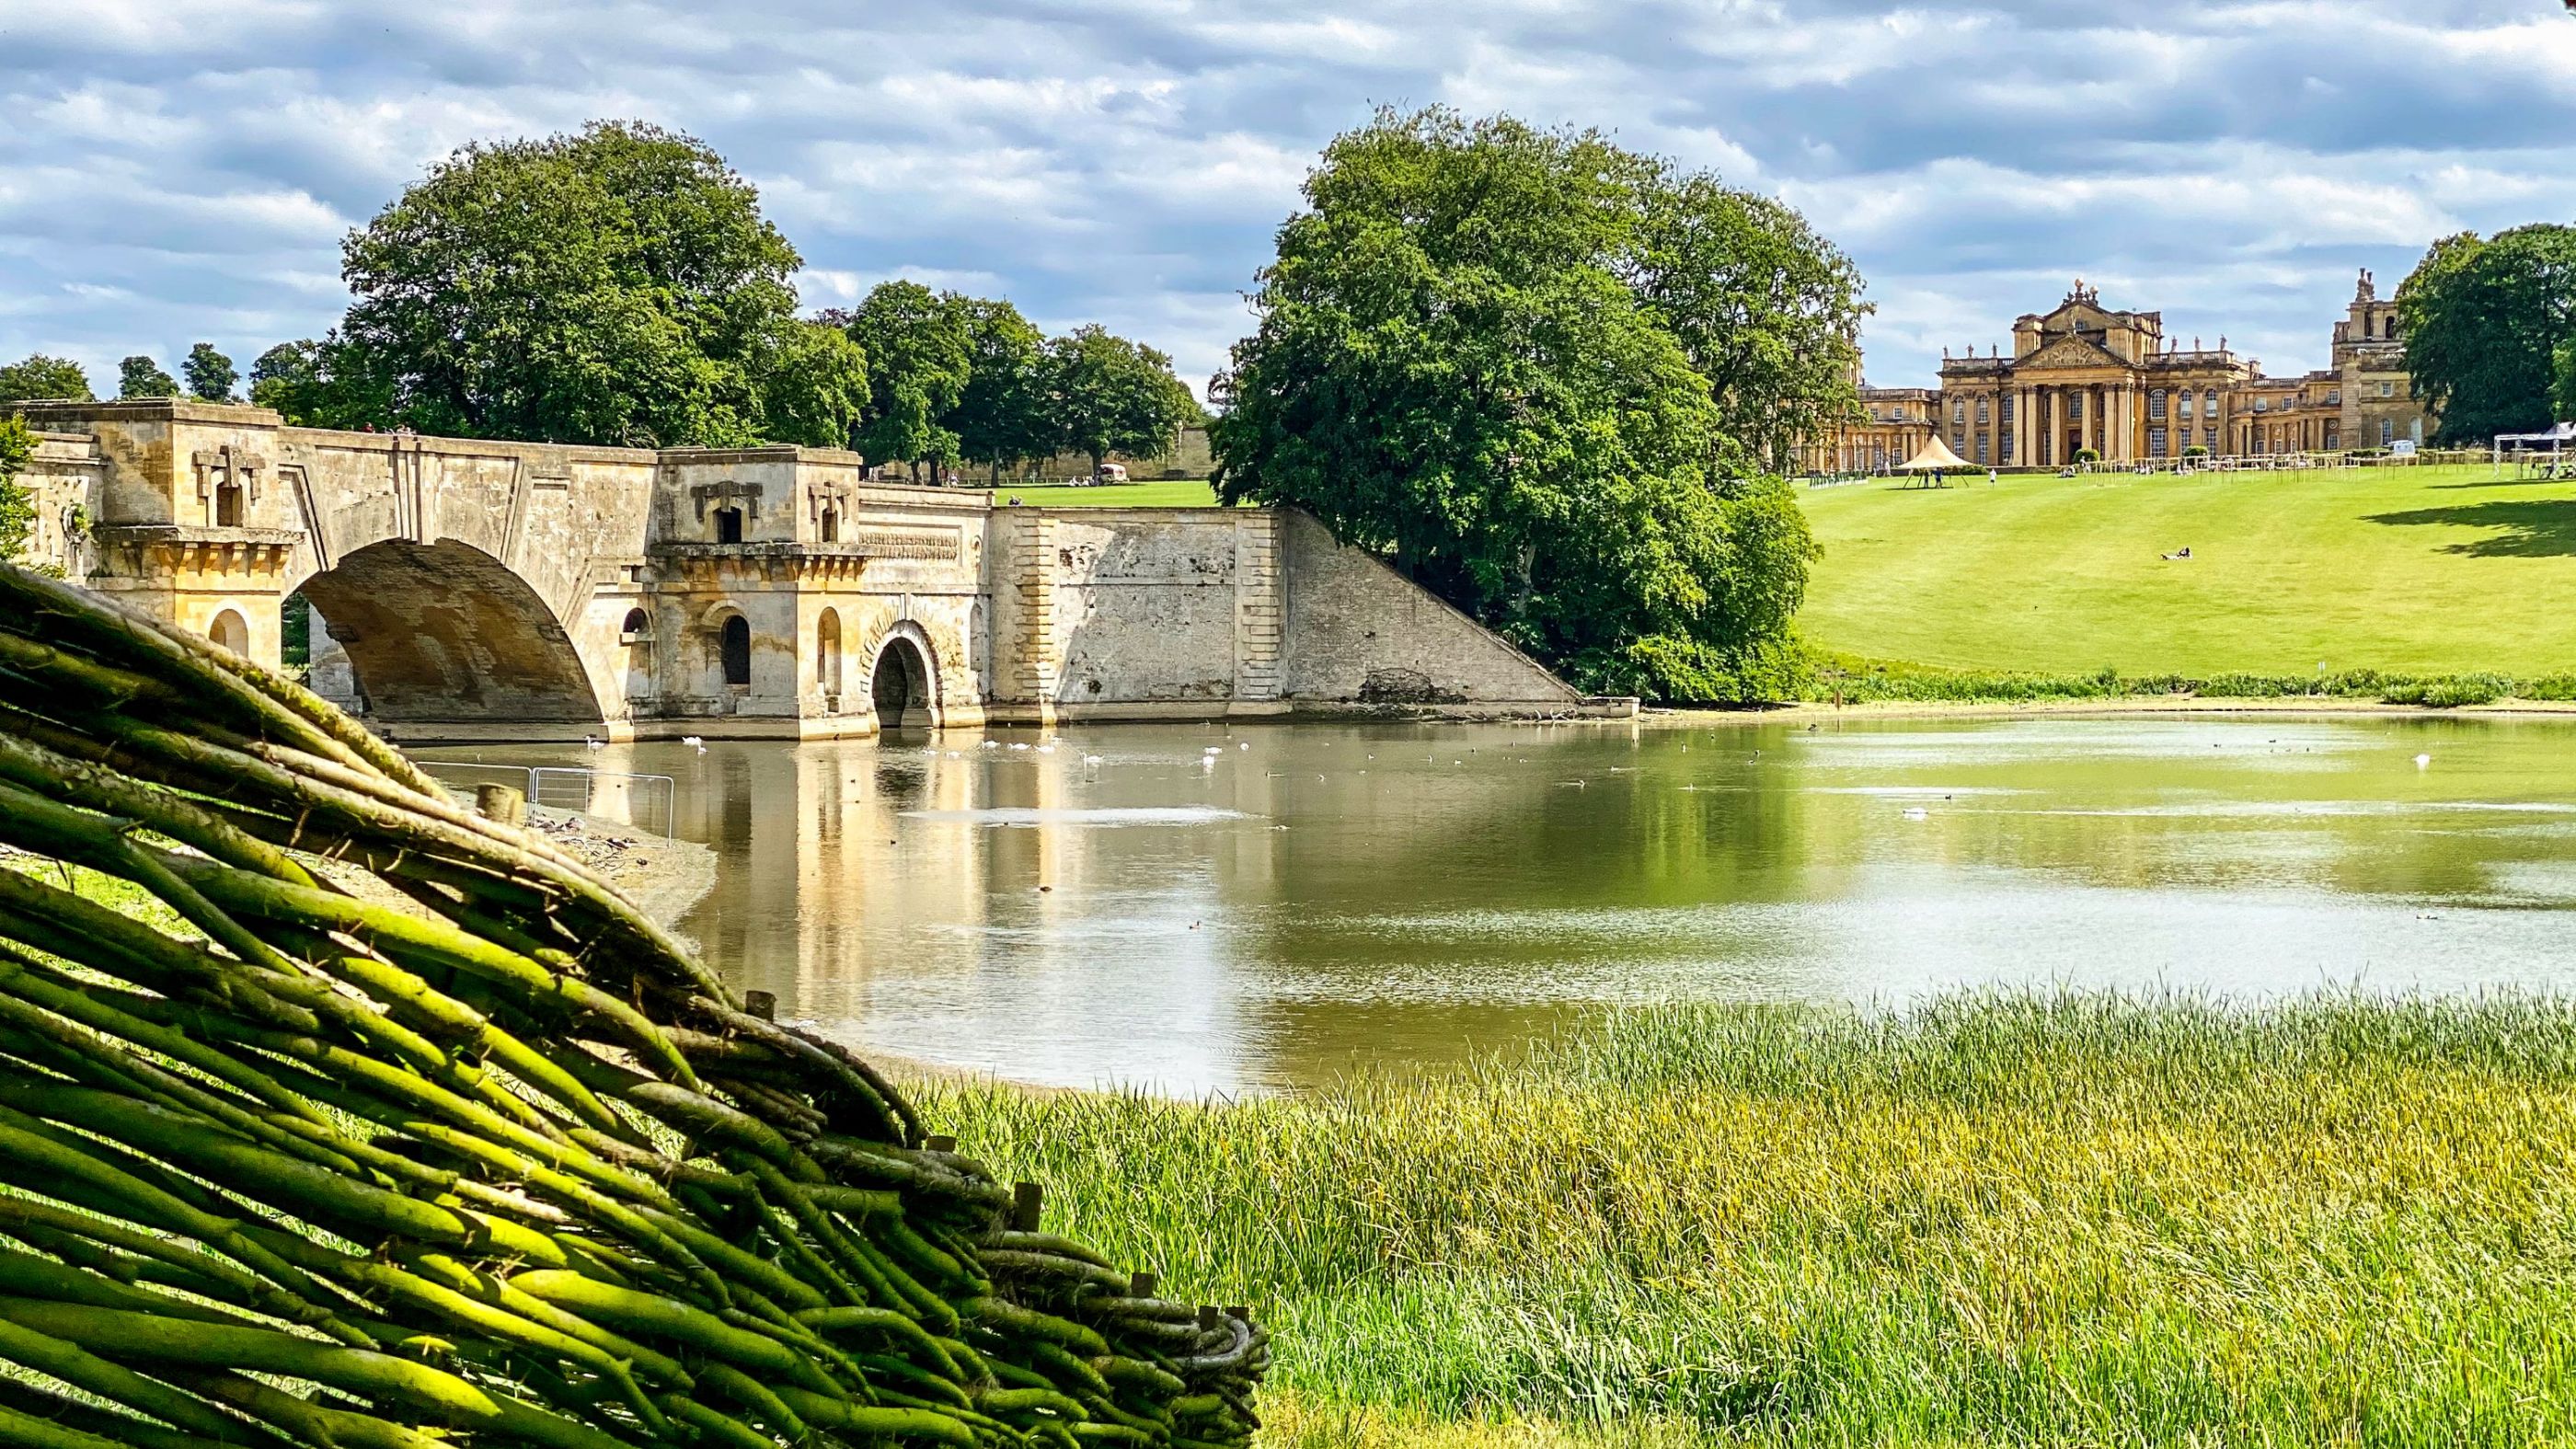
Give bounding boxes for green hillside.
[1797,463,2576,676]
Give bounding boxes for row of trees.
[0,345,241,406]
[1,123,1201,478]
[2397,223,2576,442]
[1212,108,1868,702]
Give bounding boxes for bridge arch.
[295,538,604,726]
[868,621,941,731]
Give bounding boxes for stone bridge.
[15,400,1628,741]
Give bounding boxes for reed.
[915,994,2576,1446]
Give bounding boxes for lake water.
[450,715,2576,1093]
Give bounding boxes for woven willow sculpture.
[0,561,1265,1448]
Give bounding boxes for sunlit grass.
[986,479,1224,508]
[1798,463,2576,676]
[912,995,2576,1446]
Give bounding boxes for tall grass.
[910,995,2576,1446]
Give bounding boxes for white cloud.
[1,0,2572,393]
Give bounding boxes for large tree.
[0,354,94,406]
[331,120,859,447]
[1049,325,1200,477]
[946,298,1053,483]
[117,356,179,399]
[1626,170,1869,473]
[826,282,972,482]
[183,343,238,402]
[2398,224,2576,443]
[1210,107,1823,702]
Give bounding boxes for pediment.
[2016,335,2127,373]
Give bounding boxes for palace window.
[2254,398,2269,412]
[2067,393,2083,420]
[2381,418,2395,444]
[1953,402,1965,424]
[2002,432,2016,462]
[2204,388,2220,412]
[2179,394,2194,420]
[2327,388,2340,404]
[1976,433,1989,465]
[1975,398,1989,423]
[2204,427,2219,450]
[2000,396,2015,423]
[2149,427,2168,456]
[2148,389,2167,420]
[2379,381,2395,398]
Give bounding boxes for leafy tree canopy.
[118,356,180,399]
[331,120,857,447]
[946,298,1054,479]
[827,281,972,480]
[1210,107,1826,702]
[183,343,238,402]
[2398,224,2576,443]
[1049,325,1201,474]
[0,416,32,565]
[1627,172,1869,473]
[0,354,94,406]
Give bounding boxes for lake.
[448,714,2576,1093]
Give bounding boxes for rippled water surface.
[459,715,2576,1092]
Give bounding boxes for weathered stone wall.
[1274,509,1587,712]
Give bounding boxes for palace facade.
[1805,270,2431,473]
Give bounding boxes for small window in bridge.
[720,615,752,687]
[620,607,650,644]
[714,507,744,544]
[819,508,839,543]
[215,484,243,527]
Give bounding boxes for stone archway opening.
[208,608,249,658]
[871,635,933,730]
[295,538,604,725]
[719,615,753,689]
[816,609,844,700]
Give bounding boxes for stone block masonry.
[14,399,1634,741]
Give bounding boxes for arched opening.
[719,615,752,688]
[620,608,653,699]
[208,608,250,658]
[815,609,843,699]
[294,539,604,725]
[214,483,244,527]
[714,507,744,544]
[818,507,839,543]
[870,636,933,730]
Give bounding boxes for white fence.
[416,761,677,838]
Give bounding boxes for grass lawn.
[1797,463,2576,676]
[984,479,1223,508]
[916,995,2576,1447]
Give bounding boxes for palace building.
[1805,270,2431,472]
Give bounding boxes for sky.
[4,0,2574,401]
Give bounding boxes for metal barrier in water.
[416,761,677,839]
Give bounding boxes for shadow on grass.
[2366,500,2576,556]
[2424,477,2576,490]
